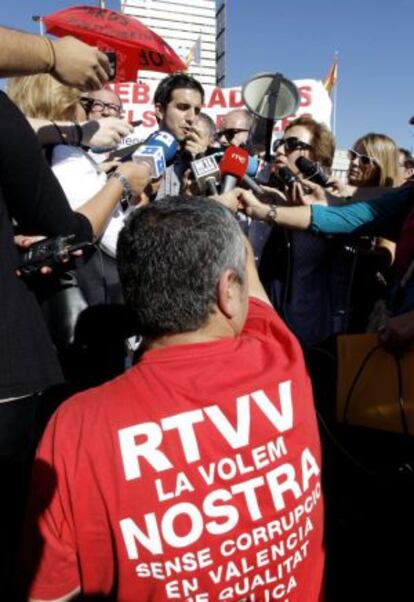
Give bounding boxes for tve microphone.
[203,147,258,175]
[295,156,330,187]
[191,155,220,196]
[132,130,178,179]
[220,146,267,197]
[219,146,250,192]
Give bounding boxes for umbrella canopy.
[43,5,187,82]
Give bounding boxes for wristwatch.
[111,171,133,211]
[266,204,279,224]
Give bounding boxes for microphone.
[219,146,250,192]
[295,156,330,187]
[132,130,178,179]
[246,154,260,177]
[204,147,258,176]
[276,166,296,189]
[191,155,220,196]
[220,146,267,197]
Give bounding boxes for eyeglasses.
[216,128,250,142]
[348,149,377,166]
[273,137,312,154]
[80,97,122,116]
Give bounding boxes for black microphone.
[295,156,330,187]
[277,166,296,188]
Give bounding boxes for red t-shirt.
[24,298,324,602]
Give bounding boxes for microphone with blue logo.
[132,130,178,179]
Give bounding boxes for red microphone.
[219,146,249,192]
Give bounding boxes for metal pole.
[332,51,338,138]
[99,0,106,8]
[32,15,44,36]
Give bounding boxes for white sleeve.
[99,205,135,258]
[51,145,107,211]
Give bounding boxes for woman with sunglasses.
[340,133,402,329]
[273,117,334,179]
[252,116,346,349]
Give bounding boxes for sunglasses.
[348,149,377,166]
[216,128,250,142]
[273,137,312,154]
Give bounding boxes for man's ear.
[154,102,164,123]
[217,269,241,319]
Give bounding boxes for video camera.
[18,235,92,276]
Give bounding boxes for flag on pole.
[185,35,201,68]
[323,57,338,96]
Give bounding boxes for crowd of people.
[0,23,413,602]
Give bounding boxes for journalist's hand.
[52,36,110,90]
[116,162,153,199]
[82,117,134,149]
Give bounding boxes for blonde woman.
[7,74,153,387]
[7,74,144,259]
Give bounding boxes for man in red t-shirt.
[23,195,324,602]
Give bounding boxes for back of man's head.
[117,196,246,338]
[153,73,205,109]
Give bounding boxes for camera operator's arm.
[28,117,134,149]
[0,28,110,90]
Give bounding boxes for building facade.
[331,149,350,183]
[121,0,220,86]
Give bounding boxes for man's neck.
[147,315,238,351]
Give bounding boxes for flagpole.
[332,51,338,138]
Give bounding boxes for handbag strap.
[342,342,409,436]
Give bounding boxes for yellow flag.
[324,60,338,96]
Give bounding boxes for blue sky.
[1,0,413,150]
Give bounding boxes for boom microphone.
[295,156,330,187]
[132,130,178,179]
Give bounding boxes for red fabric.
[394,203,414,279]
[43,6,186,82]
[24,299,324,601]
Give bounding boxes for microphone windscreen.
[146,130,178,163]
[295,156,329,187]
[219,146,249,179]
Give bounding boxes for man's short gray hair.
[117,195,246,337]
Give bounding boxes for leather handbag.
[336,333,414,435]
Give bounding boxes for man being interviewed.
[23,196,324,602]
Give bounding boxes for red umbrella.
[43,5,187,82]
